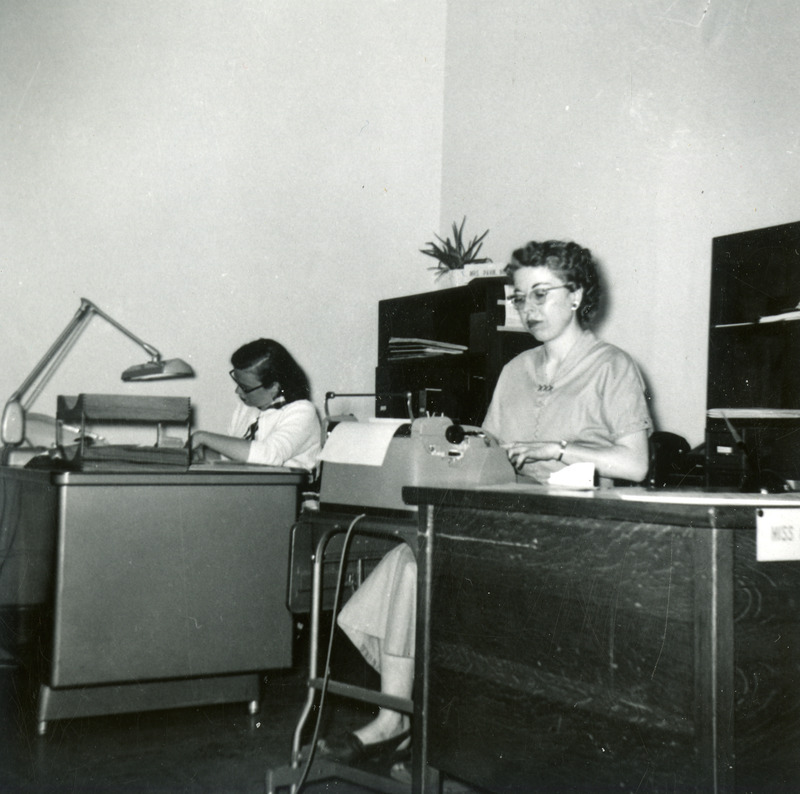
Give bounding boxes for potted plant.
[420,217,493,287]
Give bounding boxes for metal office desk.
[1,464,304,734]
[0,467,58,609]
[406,484,800,793]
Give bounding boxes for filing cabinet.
[376,277,537,424]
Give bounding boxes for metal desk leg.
[267,518,418,794]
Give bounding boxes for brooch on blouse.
[537,384,554,392]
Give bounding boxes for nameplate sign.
[756,508,800,561]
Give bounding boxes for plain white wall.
[3,1,799,449]
[440,0,800,446]
[0,0,446,435]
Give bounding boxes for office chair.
[646,431,692,488]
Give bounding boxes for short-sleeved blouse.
[483,329,652,483]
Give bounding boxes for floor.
[1,662,404,794]
[0,612,430,794]
[2,615,798,794]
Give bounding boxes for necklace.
[539,333,583,391]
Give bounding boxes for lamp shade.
[122,358,195,382]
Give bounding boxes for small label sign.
[756,508,800,561]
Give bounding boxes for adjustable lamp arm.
[6,298,95,410]
[1,297,193,448]
[85,298,162,363]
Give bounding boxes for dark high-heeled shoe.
[317,729,411,767]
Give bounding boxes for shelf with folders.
[385,337,468,361]
[707,221,800,412]
[705,220,800,488]
[376,278,537,424]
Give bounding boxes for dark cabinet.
[707,219,800,411]
[705,220,800,486]
[375,277,537,425]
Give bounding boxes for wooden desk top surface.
[404,482,800,529]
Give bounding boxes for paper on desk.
[617,489,800,506]
[319,419,408,467]
[548,461,596,489]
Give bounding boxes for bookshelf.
[375,278,537,425]
[708,220,800,410]
[706,220,800,486]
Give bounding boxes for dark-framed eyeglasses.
[230,370,264,393]
[509,284,571,310]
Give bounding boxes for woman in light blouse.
[191,338,321,471]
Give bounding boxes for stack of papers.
[387,337,467,360]
[714,301,800,328]
[759,307,800,324]
[707,408,800,419]
[65,443,190,471]
[617,489,800,506]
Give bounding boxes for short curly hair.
[505,240,602,326]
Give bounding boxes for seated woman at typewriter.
[317,239,652,769]
[190,338,321,471]
[483,239,652,484]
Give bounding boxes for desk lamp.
[1,297,194,452]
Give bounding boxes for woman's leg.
[322,543,417,755]
[352,554,416,744]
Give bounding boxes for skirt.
[336,542,417,673]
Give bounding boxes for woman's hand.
[189,431,207,463]
[503,430,650,482]
[501,441,562,471]
[189,430,249,463]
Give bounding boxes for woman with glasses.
[190,338,321,471]
[484,238,651,484]
[317,239,652,776]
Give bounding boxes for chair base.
[266,752,411,794]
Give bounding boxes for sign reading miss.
[757,508,800,561]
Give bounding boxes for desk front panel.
[0,468,58,607]
[49,473,302,687]
[417,492,800,793]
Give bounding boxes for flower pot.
[436,269,467,289]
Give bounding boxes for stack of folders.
[758,303,800,324]
[65,443,190,472]
[714,301,800,328]
[387,337,468,360]
[707,408,800,419]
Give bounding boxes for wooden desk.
[1,464,304,734]
[406,485,800,793]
